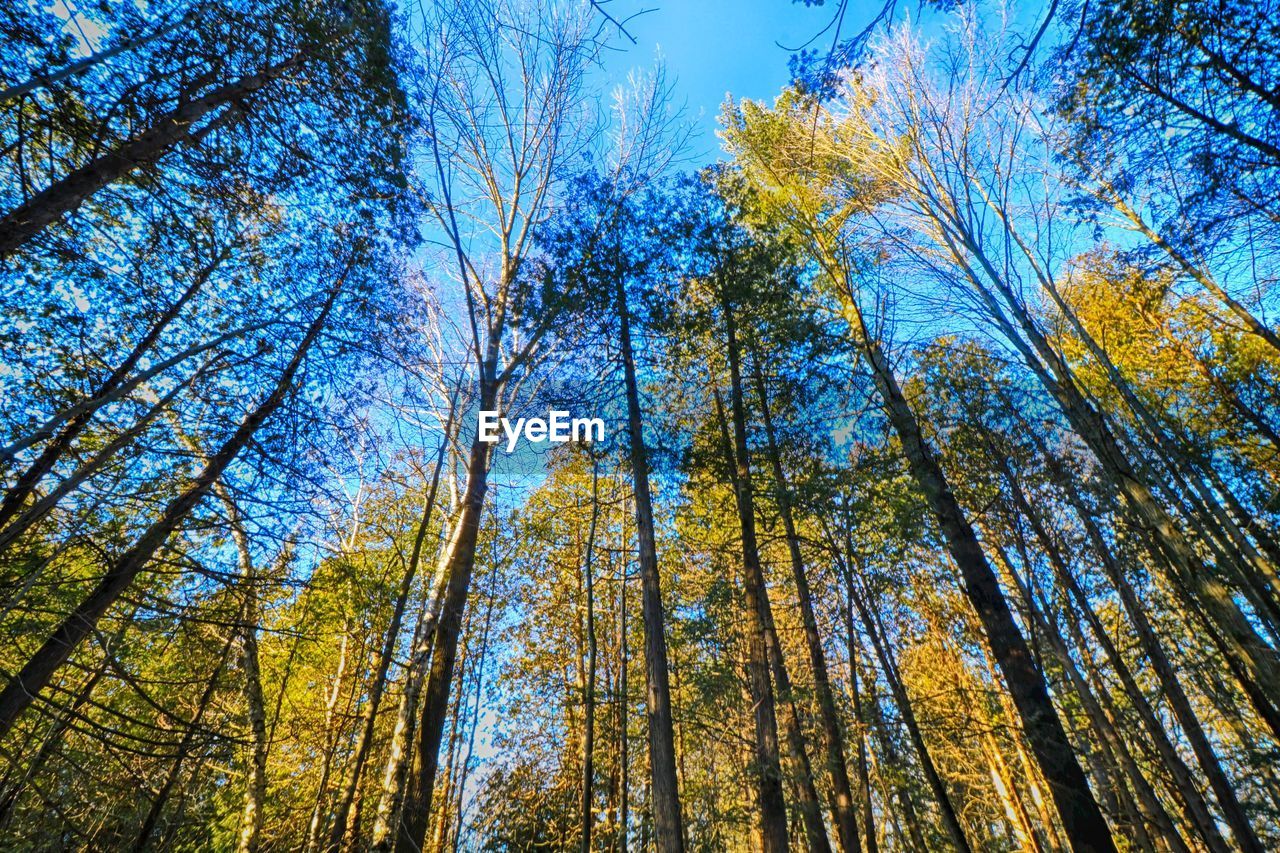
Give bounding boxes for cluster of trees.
[2,0,1278,850]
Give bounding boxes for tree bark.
[0,57,301,256]
[325,417,453,853]
[846,304,1115,852]
[581,457,601,853]
[715,296,796,853]
[389,428,492,853]
[750,349,864,853]
[614,274,684,852]
[0,274,344,737]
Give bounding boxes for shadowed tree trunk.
[845,295,1116,851]
[614,273,685,852]
[715,293,796,853]
[750,349,863,853]
[0,57,304,257]
[0,272,345,737]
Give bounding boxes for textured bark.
[750,352,863,853]
[0,276,342,736]
[0,58,301,256]
[851,317,1115,851]
[614,276,684,852]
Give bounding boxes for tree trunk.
[389,426,492,853]
[995,452,1242,853]
[0,248,228,538]
[325,418,453,853]
[750,350,863,853]
[716,297,796,853]
[0,274,344,736]
[844,629,877,853]
[951,231,1280,737]
[581,457,601,853]
[303,628,353,853]
[846,301,1115,851]
[840,555,973,853]
[0,58,302,256]
[1027,414,1268,853]
[614,275,684,852]
[619,537,631,852]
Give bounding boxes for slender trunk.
[1031,430,1265,853]
[982,727,1045,853]
[0,275,343,736]
[749,350,863,853]
[952,230,1280,734]
[390,428,492,853]
[133,630,239,851]
[581,457,601,853]
[845,630,877,853]
[367,473,461,850]
[847,303,1114,851]
[303,629,353,853]
[614,275,684,852]
[236,587,269,853]
[860,667,927,852]
[430,634,470,852]
[0,57,302,256]
[326,418,454,853]
[619,542,630,852]
[992,539,1178,853]
[841,559,972,853]
[214,492,269,853]
[715,299,795,853]
[0,250,224,530]
[451,571,497,853]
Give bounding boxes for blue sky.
[597,0,847,160]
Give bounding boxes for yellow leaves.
[720,87,896,245]
[1055,249,1280,446]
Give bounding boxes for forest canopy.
[1,0,1279,851]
